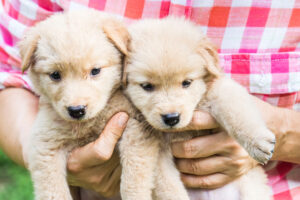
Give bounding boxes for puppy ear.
[103,19,130,56]
[198,39,222,78]
[18,28,40,73]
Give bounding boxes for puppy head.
[125,17,221,130]
[19,10,129,121]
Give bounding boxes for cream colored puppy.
[20,10,163,200]
[123,17,275,200]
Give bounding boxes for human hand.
[172,111,257,189]
[67,112,129,198]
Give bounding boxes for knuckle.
[182,142,197,158]
[197,178,212,188]
[108,127,123,140]
[93,145,111,161]
[231,159,245,170]
[189,161,200,174]
[226,140,241,152]
[97,152,111,161]
[67,162,82,173]
[234,161,250,176]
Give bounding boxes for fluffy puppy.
[123,17,275,200]
[20,10,162,200]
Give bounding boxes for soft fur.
[123,17,275,200]
[21,10,275,200]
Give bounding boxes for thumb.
[67,112,129,171]
[94,112,129,159]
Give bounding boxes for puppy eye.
[49,71,61,81]
[182,79,193,88]
[140,83,155,92]
[90,68,101,76]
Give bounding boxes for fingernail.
[118,112,129,127]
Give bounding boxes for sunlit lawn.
[0,149,33,200]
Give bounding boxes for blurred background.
[0,149,33,200]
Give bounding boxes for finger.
[67,112,129,171]
[175,156,229,176]
[172,131,234,158]
[187,110,219,130]
[67,151,120,186]
[181,173,233,189]
[97,165,122,198]
[94,112,129,159]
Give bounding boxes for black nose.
[162,113,180,127]
[67,105,86,119]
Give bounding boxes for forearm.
[254,97,300,164]
[271,108,300,163]
[0,88,38,167]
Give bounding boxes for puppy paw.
[244,129,276,165]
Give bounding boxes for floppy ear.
[103,19,130,56]
[18,28,40,73]
[198,39,222,78]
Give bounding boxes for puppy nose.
[162,113,180,127]
[67,105,86,119]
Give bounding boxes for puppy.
[19,10,163,200]
[20,11,274,200]
[123,17,275,200]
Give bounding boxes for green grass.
[0,149,33,200]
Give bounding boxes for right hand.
[67,112,129,198]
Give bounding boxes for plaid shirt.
[0,1,300,199]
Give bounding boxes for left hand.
[67,112,129,198]
[171,111,257,189]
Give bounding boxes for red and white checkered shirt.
[0,1,300,199]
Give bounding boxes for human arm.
[0,88,38,167]
[254,97,300,163]
[172,95,300,188]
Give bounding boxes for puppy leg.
[119,119,160,200]
[237,166,271,200]
[29,146,71,200]
[206,77,275,164]
[153,148,190,200]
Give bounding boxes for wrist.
[269,107,288,160]
[271,107,300,163]
[253,97,287,137]
[252,96,300,163]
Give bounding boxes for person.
[0,0,300,199]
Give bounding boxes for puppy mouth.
[63,114,87,122]
[154,121,181,132]
[158,125,182,132]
